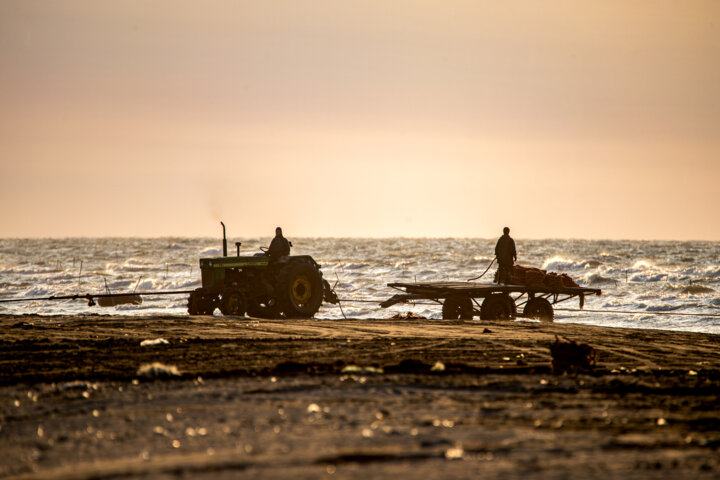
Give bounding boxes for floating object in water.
[97,278,142,307]
[97,294,142,307]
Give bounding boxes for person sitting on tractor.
[266,227,291,262]
[495,226,517,284]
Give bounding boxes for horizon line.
[0,235,717,243]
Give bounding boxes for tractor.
[187,223,338,318]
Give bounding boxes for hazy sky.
[1,1,718,240]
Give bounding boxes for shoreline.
[1,315,719,478]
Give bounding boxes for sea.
[1,238,718,334]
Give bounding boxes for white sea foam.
[541,256,578,270]
[630,273,668,283]
[632,260,655,270]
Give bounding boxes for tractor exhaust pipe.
[221,221,227,257]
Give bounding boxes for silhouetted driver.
[266,227,291,261]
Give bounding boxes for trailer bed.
[381,281,602,321]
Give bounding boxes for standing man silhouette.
[495,227,517,284]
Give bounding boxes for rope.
[466,258,496,281]
[336,298,438,306]
[332,274,348,320]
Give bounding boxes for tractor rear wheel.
[524,297,554,322]
[220,290,245,316]
[442,297,473,320]
[276,261,324,318]
[480,294,514,320]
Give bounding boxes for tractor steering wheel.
[260,246,269,254]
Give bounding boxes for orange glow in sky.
[1,1,718,240]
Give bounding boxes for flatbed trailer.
[380,282,602,321]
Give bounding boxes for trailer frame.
[380,281,601,321]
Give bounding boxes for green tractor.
[187,223,338,318]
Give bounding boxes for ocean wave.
[124,257,156,265]
[584,274,617,285]
[667,274,692,283]
[700,266,720,277]
[672,285,715,295]
[393,260,417,269]
[646,304,682,312]
[115,304,152,311]
[632,260,655,270]
[597,252,623,262]
[108,265,156,273]
[135,279,159,290]
[343,263,370,270]
[468,257,494,266]
[541,256,578,270]
[1,266,57,275]
[23,287,54,297]
[630,273,668,283]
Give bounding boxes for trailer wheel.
[188,288,216,316]
[524,297,554,322]
[220,290,245,316]
[442,297,473,320]
[276,262,324,318]
[480,294,513,320]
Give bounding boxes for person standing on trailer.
[495,227,517,284]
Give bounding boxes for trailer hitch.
[323,280,339,304]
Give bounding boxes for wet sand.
[0,314,718,479]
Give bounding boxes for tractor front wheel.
[220,290,245,316]
[188,288,217,316]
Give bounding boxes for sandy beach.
[1,314,718,479]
